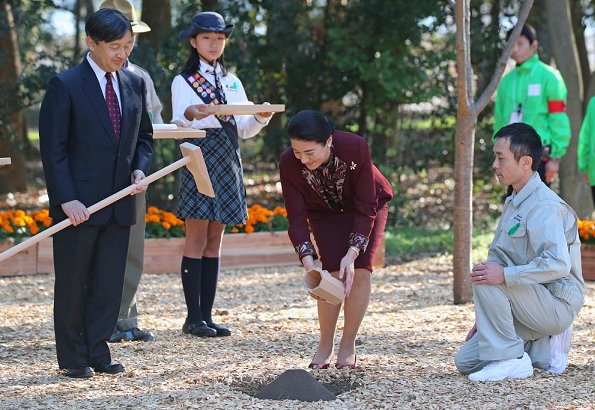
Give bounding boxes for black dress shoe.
[206,321,231,337]
[182,321,217,337]
[108,329,125,343]
[65,366,94,379]
[93,363,125,374]
[126,327,156,342]
[110,327,156,343]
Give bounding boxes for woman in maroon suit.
[280,110,393,369]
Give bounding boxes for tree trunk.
[74,0,81,59]
[140,0,171,53]
[569,0,591,110]
[84,0,94,15]
[453,0,475,305]
[0,2,27,193]
[544,0,593,218]
[453,113,476,304]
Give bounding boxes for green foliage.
[145,221,185,239]
[384,227,494,262]
[270,213,288,231]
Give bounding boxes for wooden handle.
[201,104,285,115]
[153,129,206,140]
[0,156,191,264]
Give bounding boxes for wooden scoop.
[303,267,345,305]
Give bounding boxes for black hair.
[494,123,543,171]
[85,8,132,43]
[507,23,537,44]
[287,110,335,144]
[180,32,228,76]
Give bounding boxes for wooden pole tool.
[0,143,212,263]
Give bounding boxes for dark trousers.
[591,186,595,208]
[53,217,130,369]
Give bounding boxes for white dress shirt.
[170,60,270,139]
[86,53,122,115]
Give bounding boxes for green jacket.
[578,97,595,185]
[494,54,571,158]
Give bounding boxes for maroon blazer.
[279,131,393,250]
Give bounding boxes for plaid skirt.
[176,128,247,224]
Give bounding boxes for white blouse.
[170,60,270,140]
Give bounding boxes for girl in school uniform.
[172,11,275,338]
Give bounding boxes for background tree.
[0,0,60,194]
[0,1,27,193]
[546,0,593,218]
[452,0,533,304]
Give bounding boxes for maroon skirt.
[309,204,388,273]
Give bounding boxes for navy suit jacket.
[39,58,153,226]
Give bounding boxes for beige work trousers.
[454,282,576,375]
[116,193,146,331]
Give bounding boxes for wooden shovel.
[0,142,213,263]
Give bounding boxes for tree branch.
[474,0,534,114]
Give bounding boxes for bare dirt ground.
[0,257,593,409]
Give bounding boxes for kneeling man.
[455,122,585,381]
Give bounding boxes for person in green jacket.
[577,96,595,207]
[494,24,571,188]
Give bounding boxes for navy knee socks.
[200,257,220,323]
[181,256,203,323]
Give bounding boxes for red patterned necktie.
[105,72,121,142]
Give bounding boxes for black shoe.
[108,329,125,343]
[206,321,231,337]
[93,363,125,374]
[65,366,94,379]
[182,320,217,337]
[110,327,156,343]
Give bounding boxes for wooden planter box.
[0,240,38,276]
[581,244,595,281]
[1,231,386,276]
[141,232,300,273]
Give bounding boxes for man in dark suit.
[39,8,153,378]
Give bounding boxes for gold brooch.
[350,161,357,170]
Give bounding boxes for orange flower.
[273,206,287,217]
[578,219,595,243]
